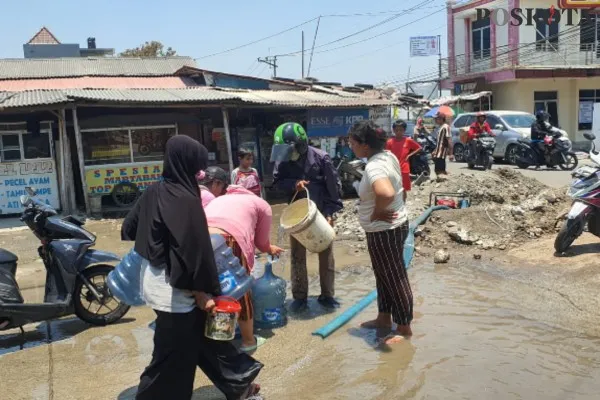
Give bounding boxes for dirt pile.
[413,168,572,254]
[334,168,572,255]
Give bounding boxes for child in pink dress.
[230,148,262,197]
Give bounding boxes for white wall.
[491,77,600,143]
[454,17,466,57]
[518,0,582,47]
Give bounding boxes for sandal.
[240,335,266,353]
[380,334,405,345]
[243,383,261,399]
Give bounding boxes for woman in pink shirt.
[203,176,283,352]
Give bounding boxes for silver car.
[450,111,536,164]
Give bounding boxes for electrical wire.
[196,17,319,59]
[276,0,440,57]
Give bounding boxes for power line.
[312,24,445,72]
[277,0,439,57]
[197,17,318,59]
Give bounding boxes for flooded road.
[268,263,600,400]
[3,260,600,399]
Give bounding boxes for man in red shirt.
[467,112,493,162]
[386,120,422,201]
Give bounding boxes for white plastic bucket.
[280,190,335,253]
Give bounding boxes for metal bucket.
[204,296,241,341]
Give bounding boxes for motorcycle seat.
[62,215,85,226]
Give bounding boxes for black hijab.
[122,135,221,295]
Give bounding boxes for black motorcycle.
[515,128,578,170]
[410,133,435,179]
[335,156,365,197]
[0,187,129,336]
[467,133,496,170]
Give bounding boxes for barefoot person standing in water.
[348,120,413,344]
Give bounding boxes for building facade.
[444,0,600,147]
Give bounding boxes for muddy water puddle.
[271,264,600,400]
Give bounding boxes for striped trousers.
[366,223,413,326]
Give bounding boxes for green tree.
[119,41,177,57]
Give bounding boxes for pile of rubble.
[334,168,572,256]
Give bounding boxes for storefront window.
[23,132,51,159]
[130,127,175,163]
[82,129,130,166]
[1,134,21,161]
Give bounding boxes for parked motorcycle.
[515,127,578,170]
[334,156,365,197]
[410,133,436,179]
[0,187,129,336]
[554,133,600,253]
[467,133,496,170]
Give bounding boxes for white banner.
[410,36,439,57]
[370,107,392,135]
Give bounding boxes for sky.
[0,0,448,91]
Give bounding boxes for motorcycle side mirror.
[25,187,37,196]
[494,124,504,131]
[584,133,596,141]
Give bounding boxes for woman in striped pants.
[348,120,413,345]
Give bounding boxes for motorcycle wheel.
[74,265,130,326]
[559,152,578,171]
[112,182,139,208]
[515,149,531,169]
[487,155,493,170]
[554,218,584,253]
[467,162,475,169]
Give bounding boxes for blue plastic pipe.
[312,205,449,339]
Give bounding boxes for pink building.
[444,0,600,146]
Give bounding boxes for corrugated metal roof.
[65,88,240,103]
[0,88,398,110]
[0,90,69,109]
[232,90,397,107]
[0,77,195,91]
[0,57,197,80]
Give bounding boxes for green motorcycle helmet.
[270,122,308,162]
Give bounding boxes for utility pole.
[437,35,442,97]
[258,56,278,78]
[307,15,321,77]
[302,31,305,78]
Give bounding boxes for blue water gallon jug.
[211,234,254,300]
[107,249,145,306]
[252,259,287,329]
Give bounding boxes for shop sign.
[85,162,163,195]
[307,108,369,137]
[0,160,59,213]
[410,36,439,57]
[454,82,478,95]
[369,106,392,134]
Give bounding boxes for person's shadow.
[118,385,229,399]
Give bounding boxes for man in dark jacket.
[531,110,553,168]
[271,122,343,312]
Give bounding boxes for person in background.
[270,122,343,312]
[200,166,230,198]
[467,112,493,163]
[231,148,262,197]
[203,180,284,353]
[432,111,453,178]
[197,170,215,207]
[413,117,430,139]
[347,120,413,345]
[121,136,263,400]
[531,110,553,169]
[386,120,422,202]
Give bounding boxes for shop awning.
[429,91,492,106]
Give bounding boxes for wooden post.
[61,109,76,214]
[57,110,68,214]
[221,107,234,173]
[72,107,90,215]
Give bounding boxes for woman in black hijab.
[122,135,263,400]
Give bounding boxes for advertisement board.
[410,36,439,57]
[85,161,163,195]
[0,159,59,214]
[369,106,392,135]
[307,108,369,137]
